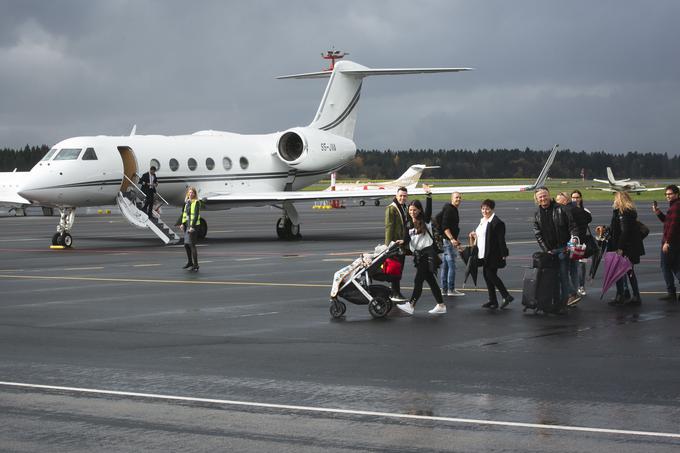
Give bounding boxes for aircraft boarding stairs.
[116,177,180,244]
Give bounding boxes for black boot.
[183,245,193,269]
[608,293,625,306]
[659,292,676,301]
[482,300,499,309]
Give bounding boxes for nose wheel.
[52,232,73,247]
[51,207,76,248]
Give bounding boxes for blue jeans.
[557,250,575,302]
[569,259,586,289]
[660,248,680,294]
[440,241,457,291]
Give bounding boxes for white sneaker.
[397,302,414,315]
[428,304,447,314]
[448,289,465,296]
[577,287,586,296]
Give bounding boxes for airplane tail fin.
[277,61,472,140]
[526,144,559,190]
[395,165,440,189]
[606,167,617,184]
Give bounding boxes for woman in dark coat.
[608,191,645,305]
[470,199,513,309]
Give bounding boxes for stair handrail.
[122,174,170,206]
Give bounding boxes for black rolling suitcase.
[522,252,563,314]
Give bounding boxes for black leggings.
[615,267,640,297]
[411,258,443,305]
[184,243,198,266]
[483,265,509,302]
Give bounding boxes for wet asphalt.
[0,200,679,452]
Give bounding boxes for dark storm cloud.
[1,0,679,154]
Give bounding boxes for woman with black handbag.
[396,185,447,315]
[470,199,513,309]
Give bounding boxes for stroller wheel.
[330,300,346,319]
[368,296,390,319]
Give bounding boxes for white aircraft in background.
[18,54,559,247]
[592,167,664,193]
[0,169,54,216]
[327,164,439,206]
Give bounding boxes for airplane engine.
[276,127,356,172]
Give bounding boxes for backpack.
[431,206,447,251]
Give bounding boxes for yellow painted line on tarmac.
[0,274,327,288]
[322,258,355,262]
[133,263,162,268]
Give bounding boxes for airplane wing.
[203,145,559,207]
[590,186,664,193]
[0,171,31,207]
[0,193,31,207]
[203,183,534,207]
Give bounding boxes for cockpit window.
[54,148,82,160]
[82,147,98,160]
[40,148,58,161]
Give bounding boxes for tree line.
[0,145,50,171]
[1,145,679,179]
[341,148,680,180]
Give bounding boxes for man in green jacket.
[385,186,410,302]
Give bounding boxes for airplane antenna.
[321,49,349,71]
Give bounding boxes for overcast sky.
[1,0,679,154]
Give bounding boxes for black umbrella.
[589,238,607,280]
[460,245,480,286]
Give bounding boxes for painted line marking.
[0,274,670,296]
[0,274,327,288]
[133,264,162,268]
[61,267,105,271]
[323,258,355,262]
[235,258,262,262]
[0,381,678,439]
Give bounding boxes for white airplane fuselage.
[20,129,356,209]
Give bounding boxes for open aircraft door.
[117,146,139,192]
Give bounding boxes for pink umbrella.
[600,251,632,299]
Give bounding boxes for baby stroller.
[329,242,402,319]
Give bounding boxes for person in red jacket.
[653,184,680,301]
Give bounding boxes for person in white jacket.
[397,185,446,315]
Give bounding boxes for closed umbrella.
[460,245,479,286]
[600,251,632,299]
[588,238,607,280]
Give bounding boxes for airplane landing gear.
[374,199,381,206]
[51,207,76,247]
[276,217,301,240]
[275,201,301,240]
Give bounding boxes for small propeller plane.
[592,167,664,193]
[17,53,559,247]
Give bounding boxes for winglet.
[130,125,137,136]
[526,144,559,190]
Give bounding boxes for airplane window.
[223,157,232,171]
[54,148,82,160]
[206,158,215,170]
[188,158,197,171]
[150,159,161,171]
[169,158,179,171]
[82,148,98,160]
[240,157,249,169]
[41,148,58,161]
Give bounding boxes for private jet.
[0,169,53,216]
[592,167,664,193]
[18,56,558,247]
[327,164,440,206]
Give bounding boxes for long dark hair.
[571,189,584,208]
[409,200,425,234]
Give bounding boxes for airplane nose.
[18,176,54,204]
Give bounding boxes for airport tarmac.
[1,200,679,452]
